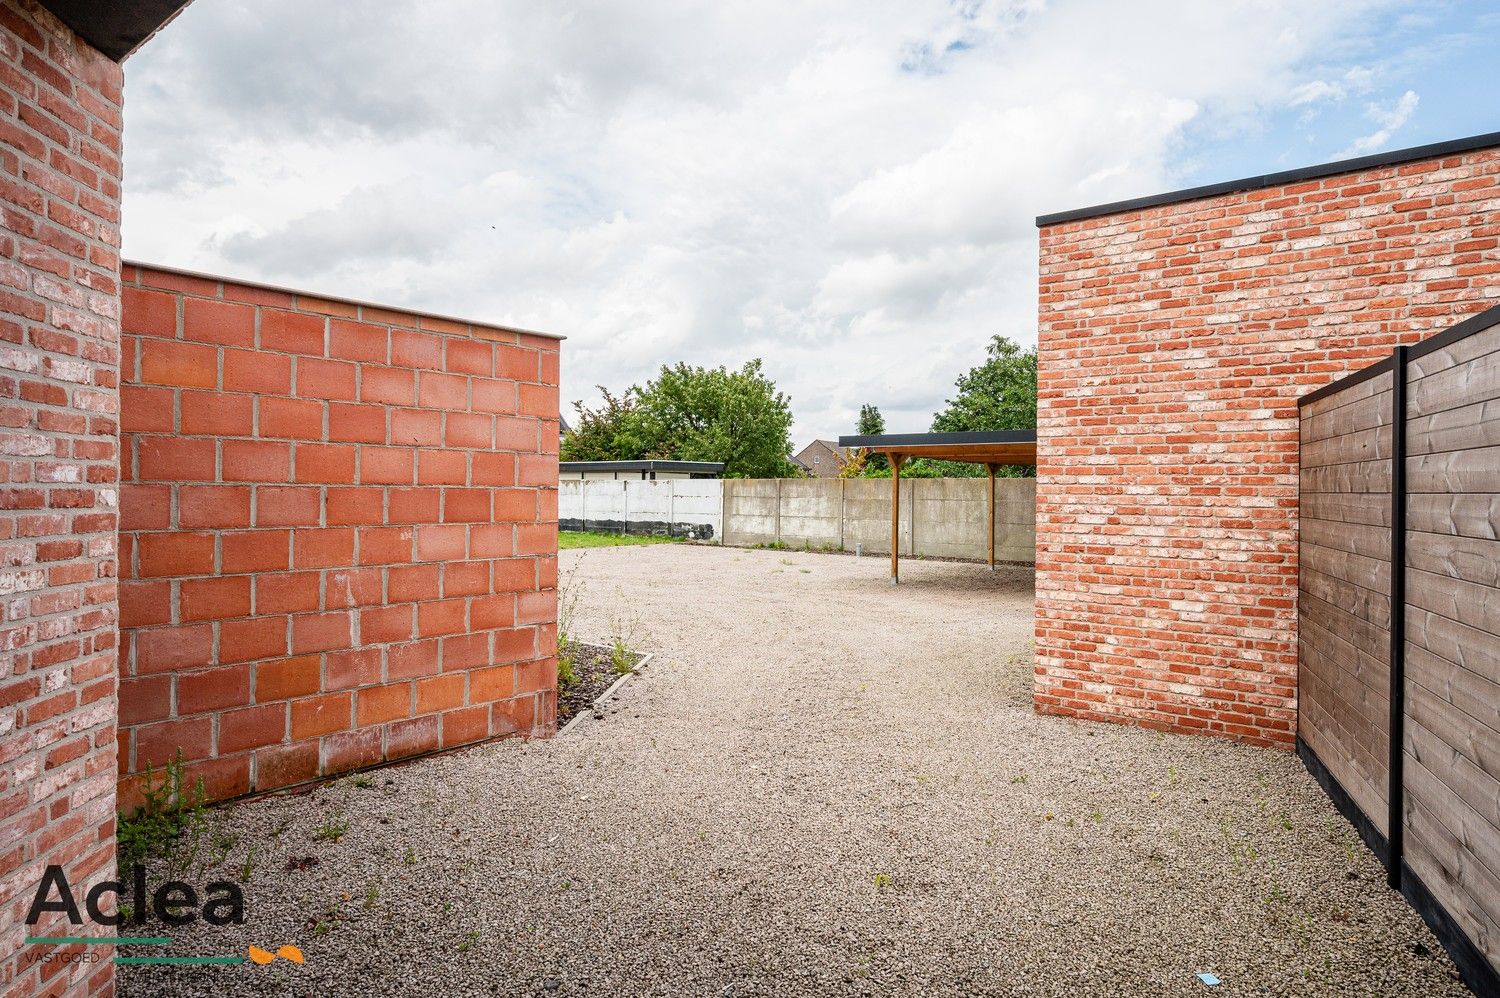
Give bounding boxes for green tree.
[863,335,1037,479]
[931,335,1037,434]
[927,334,1037,478]
[576,359,797,478]
[856,403,887,472]
[560,387,641,461]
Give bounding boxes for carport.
[836,430,1037,583]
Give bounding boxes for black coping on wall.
[39,0,192,60]
[1036,130,1500,227]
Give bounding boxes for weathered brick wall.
[1035,145,1500,747]
[0,1,123,994]
[118,265,561,805]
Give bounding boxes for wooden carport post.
[985,462,997,571]
[889,453,904,584]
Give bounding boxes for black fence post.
[1388,344,1408,891]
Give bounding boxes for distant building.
[793,439,844,478]
[559,460,725,481]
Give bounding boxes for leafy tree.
[928,334,1036,478]
[560,387,640,461]
[931,335,1037,433]
[631,360,798,478]
[856,403,887,472]
[864,335,1037,479]
[564,360,798,478]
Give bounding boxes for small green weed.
[312,814,350,843]
[610,636,634,676]
[117,751,210,876]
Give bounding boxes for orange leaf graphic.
[276,945,305,964]
[247,946,275,965]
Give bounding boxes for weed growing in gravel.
[349,775,374,789]
[313,813,351,843]
[117,750,212,876]
[239,844,258,882]
[364,884,379,909]
[873,873,891,890]
[404,846,417,865]
[610,635,635,675]
[556,561,586,690]
[1010,773,1028,784]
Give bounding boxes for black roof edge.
[40,0,193,61]
[838,430,1037,448]
[558,460,726,472]
[1036,130,1500,228]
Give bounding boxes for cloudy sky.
[122,0,1499,444]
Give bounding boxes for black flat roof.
[559,460,725,473]
[41,0,193,60]
[1036,130,1500,228]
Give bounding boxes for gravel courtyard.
[122,544,1463,997]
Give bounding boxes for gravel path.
[122,544,1464,997]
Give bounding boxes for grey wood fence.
[1297,302,1500,998]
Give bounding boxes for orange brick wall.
[117,265,561,805]
[0,2,123,995]
[1035,145,1500,747]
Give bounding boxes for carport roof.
[836,430,1036,466]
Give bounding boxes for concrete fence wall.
[562,477,1036,563]
[559,479,723,541]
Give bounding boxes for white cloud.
[123,0,1414,443]
[1338,89,1420,156]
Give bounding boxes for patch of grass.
[559,531,680,549]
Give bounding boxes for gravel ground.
[121,544,1465,998]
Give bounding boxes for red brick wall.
[0,1,123,995]
[117,265,561,805]
[1035,146,1500,747]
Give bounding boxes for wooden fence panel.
[1402,314,1500,984]
[1299,369,1393,838]
[1297,304,1500,998]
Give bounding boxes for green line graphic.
[114,956,247,965]
[26,936,172,945]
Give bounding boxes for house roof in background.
[1035,130,1500,228]
[41,0,194,60]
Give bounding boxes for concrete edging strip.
[557,648,654,736]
